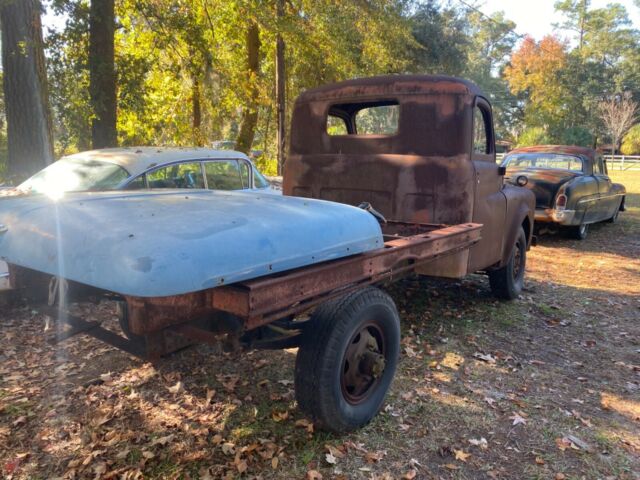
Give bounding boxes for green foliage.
[516,127,552,147]
[13,0,637,163]
[621,124,640,155]
[560,126,593,147]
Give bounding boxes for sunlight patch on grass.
[601,392,640,422]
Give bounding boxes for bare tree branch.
[598,92,638,155]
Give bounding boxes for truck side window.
[327,115,348,135]
[473,106,489,154]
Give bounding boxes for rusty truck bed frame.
[29,221,481,359]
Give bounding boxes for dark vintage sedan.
[502,145,625,239]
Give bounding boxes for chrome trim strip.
[576,193,624,205]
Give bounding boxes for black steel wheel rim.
[340,321,387,405]
[512,239,523,281]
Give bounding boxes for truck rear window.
[327,101,399,136]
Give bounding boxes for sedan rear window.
[504,153,583,172]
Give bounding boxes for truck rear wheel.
[489,226,526,300]
[294,287,400,433]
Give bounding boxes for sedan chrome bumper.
[535,208,576,225]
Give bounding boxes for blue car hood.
[0,190,383,297]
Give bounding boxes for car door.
[145,162,206,189]
[593,155,616,221]
[204,159,246,190]
[468,98,507,272]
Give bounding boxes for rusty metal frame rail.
[213,222,482,329]
[39,306,146,358]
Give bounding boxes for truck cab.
[284,75,535,298]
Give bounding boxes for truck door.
[468,98,507,272]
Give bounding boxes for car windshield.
[19,158,130,195]
[504,153,583,172]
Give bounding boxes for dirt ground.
[1,171,639,480]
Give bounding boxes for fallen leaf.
[12,416,27,428]
[565,435,592,452]
[509,412,527,426]
[473,352,496,363]
[454,449,471,462]
[222,443,236,455]
[555,437,572,451]
[307,470,323,480]
[271,456,279,469]
[535,457,545,465]
[403,469,417,479]
[444,463,459,470]
[272,410,289,422]
[151,434,174,446]
[206,389,216,404]
[325,453,337,464]
[365,450,386,463]
[168,381,184,394]
[236,460,248,473]
[142,450,155,459]
[468,437,488,449]
[296,418,314,432]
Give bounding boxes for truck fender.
[496,185,535,269]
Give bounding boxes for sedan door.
[593,155,617,221]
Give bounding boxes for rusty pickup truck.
[1,75,534,432]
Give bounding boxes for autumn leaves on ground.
[1,172,639,480]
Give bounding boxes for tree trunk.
[192,76,203,146]
[276,0,286,175]
[236,22,261,155]
[89,0,117,149]
[0,0,54,181]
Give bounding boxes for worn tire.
[294,287,400,433]
[489,226,527,300]
[567,222,589,240]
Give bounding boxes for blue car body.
[0,189,383,297]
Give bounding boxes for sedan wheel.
[568,222,589,240]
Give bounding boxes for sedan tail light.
[555,194,567,210]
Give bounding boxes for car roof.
[507,145,596,162]
[61,147,250,178]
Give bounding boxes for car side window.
[123,175,146,190]
[473,106,489,154]
[205,160,244,190]
[239,161,251,188]
[147,162,205,189]
[595,156,606,176]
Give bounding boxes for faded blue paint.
[0,190,383,297]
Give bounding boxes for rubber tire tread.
[488,226,527,300]
[294,287,400,433]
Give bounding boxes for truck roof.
[297,75,485,103]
